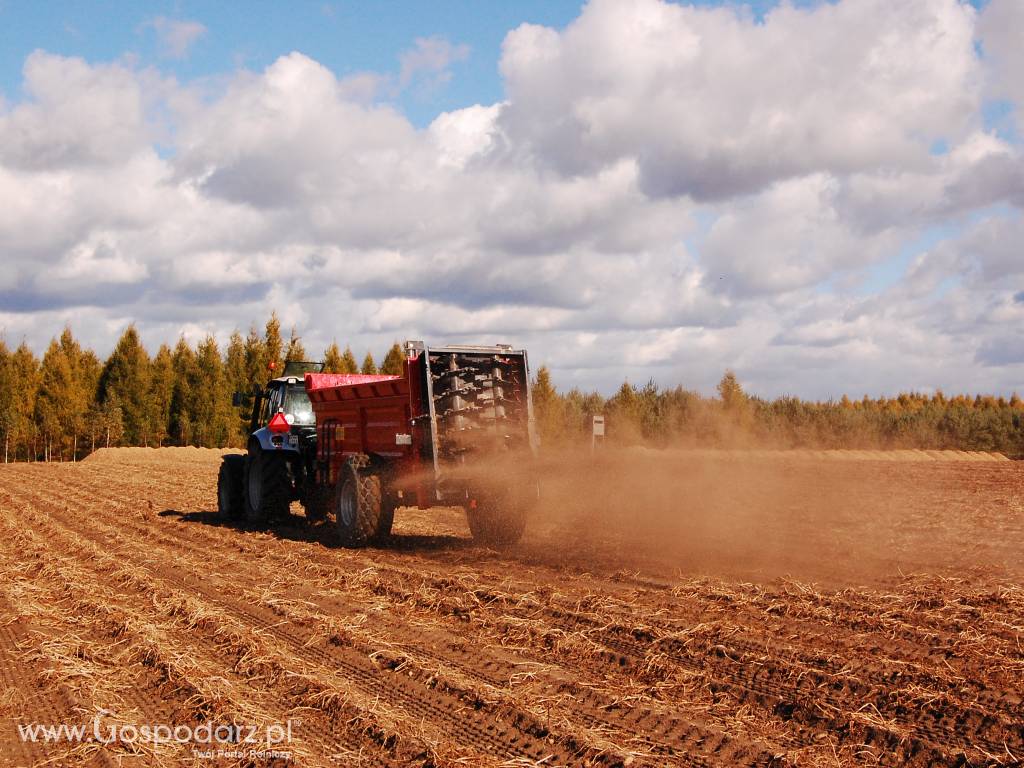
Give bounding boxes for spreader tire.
[244,448,291,524]
[335,456,384,547]
[467,483,532,546]
[217,454,245,520]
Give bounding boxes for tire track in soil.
[261,549,1020,765]
[0,588,192,768]
[524,605,1018,766]
[0,507,426,768]
[0,484,635,768]
[10,471,795,767]
[0,599,114,768]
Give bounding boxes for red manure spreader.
[219,342,539,547]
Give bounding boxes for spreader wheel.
[335,456,384,547]
[466,483,532,546]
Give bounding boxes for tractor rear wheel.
[466,484,530,546]
[244,449,291,524]
[217,454,245,519]
[334,457,383,547]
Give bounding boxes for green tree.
[380,342,405,376]
[531,366,564,443]
[0,341,13,462]
[224,331,249,443]
[360,351,378,375]
[97,326,152,446]
[169,337,197,445]
[99,393,125,448]
[341,346,359,374]
[149,344,175,446]
[243,324,267,389]
[191,336,232,448]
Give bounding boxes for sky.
[0,0,1021,399]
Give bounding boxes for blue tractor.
[218,361,322,523]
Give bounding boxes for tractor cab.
[238,360,323,435]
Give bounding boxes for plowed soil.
[0,448,1021,767]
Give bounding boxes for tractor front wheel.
[335,457,384,547]
[244,449,291,524]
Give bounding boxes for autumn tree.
[360,351,378,375]
[264,312,284,376]
[717,370,746,411]
[284,327,307,363]
[341,346,359,374]
[380,342,405,376]
[9,342,39,460]
[35,339,71,460]
[323,342,344,373]
[609,381,644,444]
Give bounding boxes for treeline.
[0,314,405,462]
[532,370,1024,457]
[1,317,1021,461]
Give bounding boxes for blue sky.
[0,0,1021,398]
[0,0,889,125]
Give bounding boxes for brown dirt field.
[0,448,1021,767]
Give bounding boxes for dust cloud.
[514,448,1024,586]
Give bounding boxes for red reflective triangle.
[268,411,290,433]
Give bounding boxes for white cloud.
[398,36,470,90]
[0,52,155,170]
[147,17,207,60]
[701,173,902,297]
[497,0,980,200]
